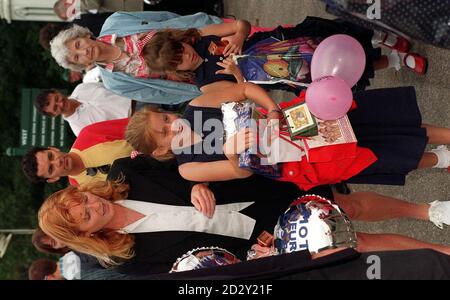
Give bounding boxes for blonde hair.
[38,180,134,266]
[126,106,175,161]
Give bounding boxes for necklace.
[111,45,123,63]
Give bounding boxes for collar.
[116,200,255,235]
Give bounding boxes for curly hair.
[50,24,93,72]
[143,28,201,80]
[22,147,49,183]
[35,89,57,117]
[38,180,134,266]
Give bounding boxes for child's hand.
[221,33,245,57]
[224,128,256,157]
[267,109,283,122]
[216,57,239,76]
[217,57,245,83]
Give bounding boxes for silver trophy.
[274,194,357,254]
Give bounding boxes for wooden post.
[0,229,36,235]
[0,230,35,258]
[0,234,13,258]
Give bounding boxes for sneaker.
[429,200,450,229]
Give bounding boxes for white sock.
[387,50,401,70]
[371,31,385,47]
[429,200,450,229]
[372,31,398,48]
[387,51,414,71]
[431,145,450,168]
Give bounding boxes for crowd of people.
[21,0,450,280]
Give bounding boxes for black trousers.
[143,0,224,17]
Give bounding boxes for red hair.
[38,180,134,265]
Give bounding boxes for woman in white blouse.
[37,173,297,274]
[39,175,450,276]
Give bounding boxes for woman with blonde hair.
[38,154,325,274]
[39,146,450,278]
[39,167,450,276]
[38,180,134,265]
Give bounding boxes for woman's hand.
[191,183,216,218]
[247,244,275,260]
[223,128,256,157]
[221,33,246,57]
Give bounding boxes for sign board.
[6,88,72,156]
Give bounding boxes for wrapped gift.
[234,36,321,87]
[263,125,306,164]
[222,102,281,178]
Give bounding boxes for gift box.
[222,102,281,179]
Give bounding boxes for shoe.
[403,53,428,75]
[143,0,162,4]
[381,34,411,52]
[429,200,450,229]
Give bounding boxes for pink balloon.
[311,34,366,87]
[305,76,353,120]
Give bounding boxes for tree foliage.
[0,20,75,279]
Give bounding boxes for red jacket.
[276,93,377,190]
[69,118,130,186]
[72,118,129,150]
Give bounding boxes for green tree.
[0,20,75,279]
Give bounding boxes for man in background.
[34,82,133,136]
[53,0,143,21]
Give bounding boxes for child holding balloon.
[125,81,450,191]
